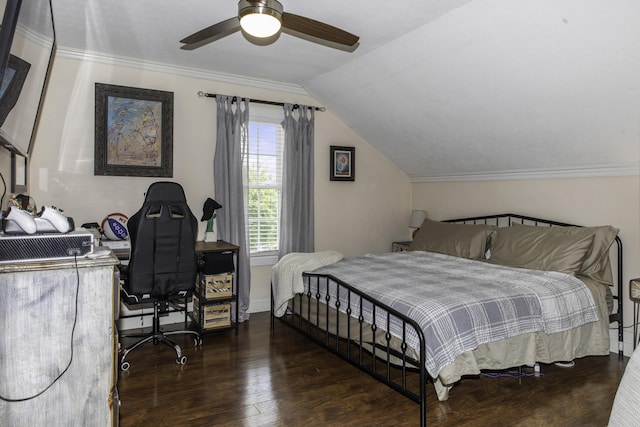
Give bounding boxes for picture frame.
[0,54,30,126]
[330,145,355,181]
[94,83,173,177]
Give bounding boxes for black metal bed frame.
[271,213,624,427]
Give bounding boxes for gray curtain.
[214,95,251,322]
[279,103,315,257]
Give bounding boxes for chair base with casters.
[119,295,202,372]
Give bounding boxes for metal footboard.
[273,273,427,427]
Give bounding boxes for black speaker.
[201,251,235,275]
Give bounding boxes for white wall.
[23,54,411,316]
[0,149,10,199]
[412,175,640,354]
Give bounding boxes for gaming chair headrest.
[143,182,188,205]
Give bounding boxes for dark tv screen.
[0,0,55,158]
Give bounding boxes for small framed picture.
[330,145,355,181]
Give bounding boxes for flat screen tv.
[0,0,55,192]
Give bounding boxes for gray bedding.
[294,251,611,400]
[311,251,601,378]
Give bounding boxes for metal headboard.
[444,213,624,357]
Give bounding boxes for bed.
[271,214,623,427]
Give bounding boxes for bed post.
[270,283,275,332]
[615,236,624,357]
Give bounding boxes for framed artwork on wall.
[330,145,355,181]
[94,83,173,177]
[0,54,30,126]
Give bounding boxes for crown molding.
[410,162,640,183]
[55,46,310,95]
[17,23,53,48]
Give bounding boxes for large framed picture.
[94,83,173,177]
[0,54,30,126]
[330,145,355,181]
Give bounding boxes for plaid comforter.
[309,251,600,378]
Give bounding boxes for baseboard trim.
[610,329,635,357]
[249,298,271,314]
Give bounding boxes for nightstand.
[392,241,411,252]
[631,278,640,349]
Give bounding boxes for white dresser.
[0,253,120,426]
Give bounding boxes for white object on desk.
[102,239,130,250]
[87,246,112,259]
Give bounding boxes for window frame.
[245,105,284,266]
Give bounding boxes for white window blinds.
[244,108,284,255]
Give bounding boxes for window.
[244,107,284,265]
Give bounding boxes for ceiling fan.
[180,0,360,52]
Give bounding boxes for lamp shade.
[239,0,283,38]
[409,210,428,228]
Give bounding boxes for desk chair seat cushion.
[119,268,190,305]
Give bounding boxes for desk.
[114,240,240,333]
[0,254,120,426]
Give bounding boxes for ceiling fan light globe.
[238,0,283,38]
[240,14,281,38]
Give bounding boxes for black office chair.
[119,181,202,371]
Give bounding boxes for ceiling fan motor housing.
[238,0,283,22]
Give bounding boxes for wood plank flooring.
[117,312,628,426]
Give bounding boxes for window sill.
[250,251,278,266]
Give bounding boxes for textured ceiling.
[51,0,640,180]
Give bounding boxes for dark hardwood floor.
[117,312,628,426]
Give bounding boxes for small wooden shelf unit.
[192,241,240,333]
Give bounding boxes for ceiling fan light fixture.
[238,0,283,38]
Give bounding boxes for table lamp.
[409,210,428,238]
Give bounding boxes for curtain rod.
[197,91,325,112]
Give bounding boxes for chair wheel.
[177,355,187,365]
[120,360,130,371]
[194,336,203,346]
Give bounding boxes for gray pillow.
[512,224,618,286]
[409,218,496,260]
[488,225,595,275]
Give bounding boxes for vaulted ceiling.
[53,0,640,180]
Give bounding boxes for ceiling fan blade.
[180,17,241,50]
[281,28,360,52]
[281,12,359,48]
